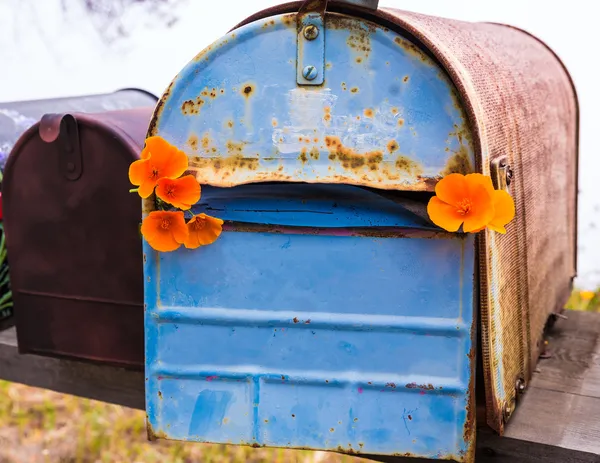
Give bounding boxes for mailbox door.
[144,9,478,462]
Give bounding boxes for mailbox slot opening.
[190,182,436,233]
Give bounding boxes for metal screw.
[302,65,318,81]
[506,165,514,186]
[66,162,76,172]
[303,24,319,41]
[516,378,526,394]
[503,402,512,421]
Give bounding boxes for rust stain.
[341,82,347,91]
[309,147,320,160]
[363,108,373,118]
[391,107,399,115]
[398,118,405,127]
[181,97,205,115]
[403,75,410,83]
[396,156,423,176]
[227,120,234,129]
[187,134,199,152]
[147,79,174,137]
[146,420,168,441]
[157,390,163,399]
[387,140,399,153]
[241,83,256,99]
[201,134,212,150]
[443,144,473,175]
[190,153,259,173]
[223,418,230,424]
[298,148,308,163]
[385,382,397,388]
[405,383,435,390]
[325,136,382,171]
[281,13,295,27]
[351,87,359,94]
[394,36,431,64]
[272,118,278,127]
[326,62,333,70]
[192,43,213,63]
[356,57,363,64]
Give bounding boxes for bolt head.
[303,24,319,41]
[302,65,318,81]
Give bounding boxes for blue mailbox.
[142,0,579,462]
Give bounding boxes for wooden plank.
[0,327,145,410]
[528,311,600,398]
[503,310,600,456]
[505,386,600,455]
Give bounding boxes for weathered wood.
[503,310,600,456]
[0,328,145,410]
[1,310,599,462]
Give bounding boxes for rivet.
[303,24,319,40]
[516,378,526,394]
[503,402,512,421]
[506,165,514,186]
[66,162,75,172]
[302,65,318,81]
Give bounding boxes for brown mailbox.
[2,108,154,369]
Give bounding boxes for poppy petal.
[465,173,495,196]
[489,190,515,231]
[138,179,158,199]
[435,173,469,206]
[184,214,224,249]
[145,136,188,179]
[128,158,150,187]
[463,184,494,232]
[141,211,188,252]
[156,175,201,210]
[427,196,464,232]
[171,212,189,244]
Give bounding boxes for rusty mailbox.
[2,107,158,369]
[141,1,578,461]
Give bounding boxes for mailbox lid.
[2,107,154,369]
[145,184,478,461]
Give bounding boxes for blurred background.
[0,1,597,462]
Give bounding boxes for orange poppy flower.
[129,136,188,198]
[184,214,224,249]
[141,210,188,252]
[428,173,516,234]
[155,175,201,210]
[427,173,495,233]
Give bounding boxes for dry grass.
[0,381,365,463]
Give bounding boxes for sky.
[0,0,598,289]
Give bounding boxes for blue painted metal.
[148,13,475,190]
[144,10,478,463]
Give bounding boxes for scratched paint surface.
[145,184,476,460]
[149,13,475,190]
